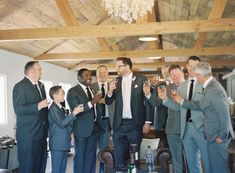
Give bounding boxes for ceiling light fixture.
[102,0,155,23]
[138,36,158,41]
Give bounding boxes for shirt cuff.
[88,101,93,108]
[145,121,152,124]
[180,99,184,105]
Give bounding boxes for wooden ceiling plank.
[56,0,111,51]
[1,18,234,41]
[194,0,228,49]
[34,46,235,61]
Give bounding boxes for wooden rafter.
[194,0,228,48]
[0,18,234,42]
[69,60,235,71]
[34,46,235,61]
[55,0,111,51]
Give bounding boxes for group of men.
[12,56,234,173]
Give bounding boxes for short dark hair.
[187,56,201,63]
[24,61,39,75]
[77,68,89,78]
[49,85,62,100]
[168,64,182,73]
[116,57,132,70]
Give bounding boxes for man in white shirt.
[106,57,152,171]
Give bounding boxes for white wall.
[0,49,77,137]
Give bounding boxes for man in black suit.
[67,68,103,173]
[13,61,49,173]
[105,57,152,171]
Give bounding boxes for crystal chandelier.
[102,0,155,23]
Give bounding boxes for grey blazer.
[90,82,114,130]
[163,79,204,139]
[182,78,234,142]
[148,83,180,134]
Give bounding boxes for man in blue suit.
[13,61,49,173]
[91,65,114,173]
[158,57,210,173]
[67,68,103,173]
[105,57,152,171]
[173,62,234,173]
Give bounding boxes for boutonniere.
[134,84,138,88]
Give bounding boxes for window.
[0,75,7,125]
[59,82,72,109]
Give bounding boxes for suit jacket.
[163,79,204,139]
[148,83,181,134]
[48,102,76,151]
[66,84,95,138]
[90,82,114,131]
[182,78,234,142]
[105,74,151,131]
[13,77,48,140]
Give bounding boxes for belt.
[122,118,133,121]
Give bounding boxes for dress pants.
[208,139,230,173]
[182,122,211,173]
[167,133,184,173]
[17,138,47,173]
[113,119,142,167]
[51,150,68,173]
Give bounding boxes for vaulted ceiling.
[0,0,234,73]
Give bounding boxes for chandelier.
[102,0,155,23]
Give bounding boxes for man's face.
[78,70,92,86]
[97,67,108,83]
[115,60,128,76]
[31,63,42,81]
[195,73,204,84]
[186,59,200,77]
[169,68,184,85]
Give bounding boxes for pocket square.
[134,84,138,88]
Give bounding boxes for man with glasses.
[106,57,152,171]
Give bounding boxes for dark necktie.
[101,84,106,118]
[186,80,194,122]
[86,87,95,120]
[86,87,92,100]
[34,84,42,99]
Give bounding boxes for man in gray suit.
[106,57,152,171]
[158,57,210,173]
[90,65,114,173]
[13,61,49,173]
[173,62,234,173]
[144,64,185,173]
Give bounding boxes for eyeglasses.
[115,64,127,69]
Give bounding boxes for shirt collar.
[25,76,38,85]
[122,72,133,80]
[78,81,89,90]
[203,76,213,89]
[98,81,107,86]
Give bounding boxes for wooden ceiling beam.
[1,18,235,41]
[70,60,235,71]
[194,0,228,48]
[34,46,235,61]
[55,0,111,51]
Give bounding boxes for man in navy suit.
[105,57,152,171]
[90,65,114,173]
[67,68,103,173]
[13,61,49,173]
[173,62,234,173]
